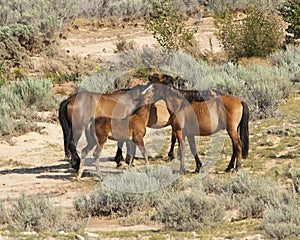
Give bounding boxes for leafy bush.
[0,193,83,233]
[157,190,224,231]
[280,0,300,39]
[215,5,285,62]
[144,0,197,51]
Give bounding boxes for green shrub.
[157,190,224,231]
[280,0,300,39]
[0,193,84,233]
[215,5,285,62]
[0,79,56,137]
[74,186,154,218]
[207,0,282,15]
[144,0,197,51]
[12,79,55,111]
[263,197,300,239]
[220,172,288,219]
[102,165,179,193]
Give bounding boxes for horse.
[58,84,154,179]
[80,84,154,176]
[147,73,249,173]
[111,75,222,164]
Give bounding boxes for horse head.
[148,73,178,88]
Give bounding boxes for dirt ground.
[0,17,221,233]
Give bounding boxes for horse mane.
[177,89,206,102]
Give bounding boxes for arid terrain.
[0,17,222,234]
[0,16,299,239]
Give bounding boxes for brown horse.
[111,75,221,164]
[147,73,249,173]
[80,85,154,177]
[58,84,154,178]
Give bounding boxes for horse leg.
[187,135,202,172]
[134,137,148,167]
[176,129,186,173]
[125,141,136,167]
[81,121,97,165]
[114,141,124,167]
[225,149,236,172]
[71,125,85,173]
[93,143,105,179]
[226,129,242,172]
[168,130,176,160]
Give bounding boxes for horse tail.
[58,98,72,159]
[239,101,249,159]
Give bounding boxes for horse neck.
[163,90,185,114]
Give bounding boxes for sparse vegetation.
[0,193,84,233]
[0,78,56,137]
[0,0,300,238]
[157,190,225,231]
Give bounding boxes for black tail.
[58,98,72,159]
[239,101,249,159]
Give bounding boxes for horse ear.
[173,76,179,81]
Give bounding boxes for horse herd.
[59,73,249,180]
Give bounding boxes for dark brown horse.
[147,73,249,173]
[80,85,154,177]
[58,84,154,178]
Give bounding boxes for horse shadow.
[0,159,75,181]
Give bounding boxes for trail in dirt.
[60,17,221,61]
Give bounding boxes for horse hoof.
[116,162,122,168]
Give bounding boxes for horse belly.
[110,119,132,140]
[148,100,170,128]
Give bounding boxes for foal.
[80,85,154,177]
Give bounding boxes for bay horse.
[58,84,154,179]
[147,73,249,173]
[111,76,221,164]
[80,84,154,176]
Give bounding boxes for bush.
[221,172,291,219]
[0,79,56,137]
[215,5,285,62]
[263,197,300,239]
[157,190,224,231]
[280,0,300,39]
[0,193,83,233]
[207,0,282,15]
[144,0,197,51]
[74,185,159,218]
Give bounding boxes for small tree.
[144,0,197,51]
[216,5,285,62]
[280,0,300,39]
